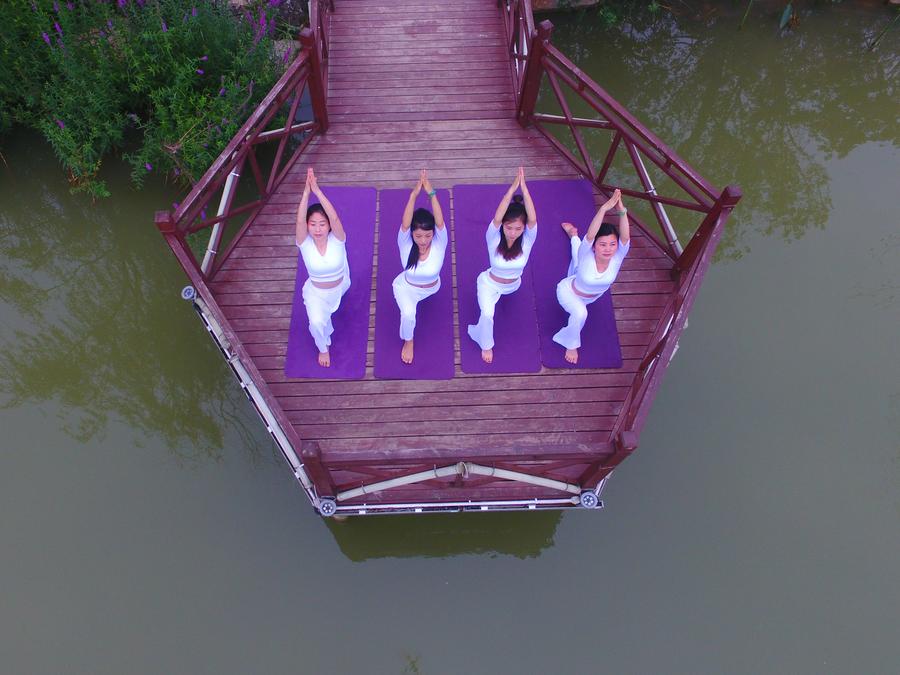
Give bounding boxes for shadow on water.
[326,510,562,561]
[547,5,898,260]
[0,131,267,463]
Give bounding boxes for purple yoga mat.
[453,183,541,374]
[527,179,623,369]
[284,187,376,379]
[373,188,454,380]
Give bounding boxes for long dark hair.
[306,203,330,228]
[496,195,527,261]
[593,222,620,244]
[404,207,436,270]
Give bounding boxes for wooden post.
[578,431,639,488]
[300,28,329,133]
[517,20,552,126]
[154,210,176,234]
[300,441,335,498]
[674,185,742,275]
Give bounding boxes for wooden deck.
[155,0,740,514]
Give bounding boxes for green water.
[1,6,898,673]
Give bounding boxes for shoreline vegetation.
[1,0,894,198]
[0,0,306,199]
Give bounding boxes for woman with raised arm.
[553,188,630,365]
[295,167,349,368]
[466,166,538,363]
[392,169,447,365]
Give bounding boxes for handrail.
[499,0,536,102]
[505,8,743,468]
[159,0,334,281]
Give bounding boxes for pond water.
[1,5,897,673]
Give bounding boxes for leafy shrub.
[0,0,294,198]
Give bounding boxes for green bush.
[0,0,293,198]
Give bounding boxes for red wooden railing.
[500,8,742,487]
[155,9,332,282]
[498,0,536,103]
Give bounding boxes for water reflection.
[0,132,266,462]
[327,511,561,560]
[548,6,898,259]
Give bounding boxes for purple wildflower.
[31,1,37,11]
[54,21,63,36]
[67,1,73,9]
[269,0,281,7]
[259,10,266,27]
[53,1,59,12]
[56,119,65,129]
[161,19,167,32]
[192,7,197,17]
[201,209,207,220]
[174,168,180,176]
[118,0,127,8]
[99,30,106,38]
[218,87,225,97]
[145,163,152,171]
[42,32,51,46]
[199,55,207,61]
[107,19,113,30]
[282,49,291,64]
[173,202,179,210]
[196,69,204,75]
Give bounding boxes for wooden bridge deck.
[202,0,675,506]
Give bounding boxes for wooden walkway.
[156,0,740,514]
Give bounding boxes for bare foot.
[318,350,331,367]
[561,221,578,238]
[401,339,414,364]
[481,349,493,364]
[564,348,579,364]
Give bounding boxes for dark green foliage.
[0,0,291,198]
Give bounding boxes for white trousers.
[466,270,521,350]
[552,236,601,350]
[302,274,351,353]
[392,272,441,341]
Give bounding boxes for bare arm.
[615,191,630,244]
[401,173,424,232]
[492,170,522,227]
[585,189,622,241]
[518,167,537,228]
[307,169,346,242]
[295,168,313,245]
[421,169,445,230]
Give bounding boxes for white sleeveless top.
[486,221,537,281]
[398,225,448,285]
[298,233,348,283]
[573,236,630,296]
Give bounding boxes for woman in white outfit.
[466,167,538,363]
[295,167,349,368]
[553,189,630,365]
[392,169,447,365]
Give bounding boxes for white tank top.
[398,225,448,285]
[297,233,348,283]
[573,236,629,296]
[486,221,537,280]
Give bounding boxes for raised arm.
[614,191,630,244]
[295,167,313,245]
[492,170,522,227]
[518,167,537,228]
[421,169,445,230]
[585,189,622,241]
[307,169,346,242]
[401,173,423,232]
